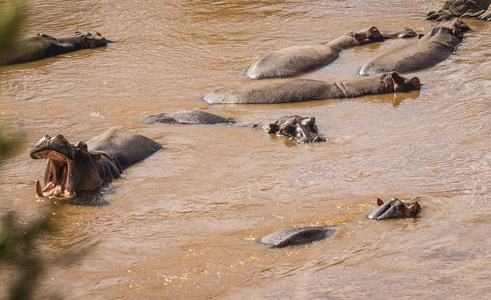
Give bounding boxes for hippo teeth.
[35,157,75,199]
[35,180,44,198]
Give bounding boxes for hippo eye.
[280,125,296,136]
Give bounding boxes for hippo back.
[258,226,335,248]
[87,128,162,170]
[245,44,339,79]
[143,110,235,125]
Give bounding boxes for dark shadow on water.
[59,188,113,207]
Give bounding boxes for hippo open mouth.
[30,134,78,199]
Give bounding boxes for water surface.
[0,0,490,299]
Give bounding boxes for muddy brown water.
[0,0,490,299]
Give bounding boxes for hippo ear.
[91,153,102,161]
[369,26,379,33]
[376,198,384,206]
[391,72,404,84]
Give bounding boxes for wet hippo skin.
[143,110,235,125]
[259,198,421,248]
[204,72,421,104]
[244,27,417,79]
[359,20,470,75]
[427,0,491,21]
[1,32,108,65]
[144,111,325,144]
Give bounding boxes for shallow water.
[0,0,490,299]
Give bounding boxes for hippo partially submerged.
[366,198,421,220]
[262,115,326,143]
[143,110,235,125]
[258,226,336,248]
[204,72,421,104]
[244,27,417,80]
[30,128,161,199]
[144,110,326,143]
[1,32,108,65]
[259,198,421,248]
[359,20,470,76]
[427,0,491,21]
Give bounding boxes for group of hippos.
[4,0,489,248]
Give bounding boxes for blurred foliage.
[0,0,25,60]
[0,207,58,300]
[0,1,60,299]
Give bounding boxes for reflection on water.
[1,0,490,299]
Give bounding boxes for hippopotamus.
[261,115,326,143]
[143,110,235,125]
[1,32,108,65]
[366,198,421,220]
[259,198,421,248]
[427,0,491,21]
[244,27,417,80]
[359,20,470,76]
[30,128,161,199]
[144,110,325,143]
[203,72,421,104]
[258,226,336,248]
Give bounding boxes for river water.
[0,0,490,299]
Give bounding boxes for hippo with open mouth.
[258,198,421,248]
[30,128,161,199]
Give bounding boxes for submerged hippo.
[359,20,470,76]
[1,32,108,65]
[366,198,421,220]
[204,72,421,104]
[244,27,417,80]
[259,198,421,248]
[144,110,325,143]
[427,0,491,21]
[143,110,235,125]
[30,128,161,199]
[261,115,326,143]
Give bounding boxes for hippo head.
[353,26,386,44]
[76,32,108,48]
[263,115,326,143]
[444,19,471,33]
[367,198,421,220]
[30,135,104,199]
[383,72,421,93]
